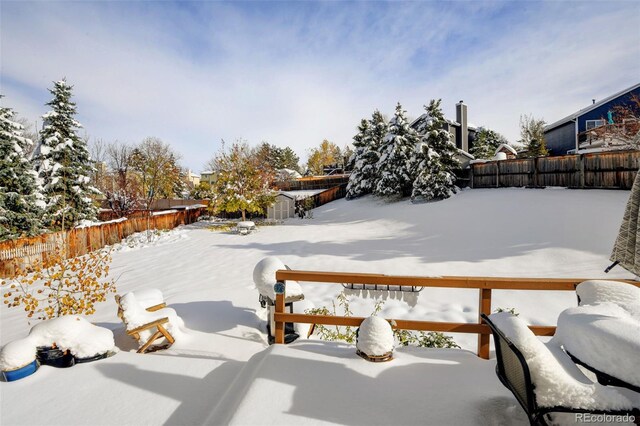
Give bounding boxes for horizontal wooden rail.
[275,270,638,290]
[273,270,638,359]
[274,313,557,336]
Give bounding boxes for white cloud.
[1,1,638,171]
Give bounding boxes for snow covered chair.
[482,313,639,426]
[115,291,182,353]
[556,281,640,393]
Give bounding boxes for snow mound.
[489,312,635,410]
[29,316,115,358]
[112,228,189,252]
[1,316,115,370]
[119,292,186,345]
[556,302,640,389]
[0,339,37,371]
[252,257,303,300]
[576,280,640,320]
[356,316,394,357]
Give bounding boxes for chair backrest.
[481,314,539,418]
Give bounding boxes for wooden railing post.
[478,288,492,359]
[274,281,286,344]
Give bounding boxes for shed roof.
[545,82,640,132]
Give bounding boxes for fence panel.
[0,208,206,278]
[471,150,640,190]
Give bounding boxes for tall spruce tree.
[469,127,508,160]
[0,100,43,240]
[33,80,99,230]
[411,99,460,202]
[374,103,418,198]
[346,118,371,199]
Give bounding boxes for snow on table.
[206,341,530,425]
[556,302,640,389]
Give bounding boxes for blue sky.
[1,1,639,172]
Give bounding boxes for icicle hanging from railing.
[341,283,422,307]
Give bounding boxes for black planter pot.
[74,352,109,364]
[36,346,75,368]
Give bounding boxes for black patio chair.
[481,314,639,426]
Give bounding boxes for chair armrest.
[127,317,170,335]
[146,303,167,312]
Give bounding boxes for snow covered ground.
[0,188,635,425]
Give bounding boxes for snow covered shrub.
[295,197,315,219]
[1,245,117,320]
[394,329,460,349]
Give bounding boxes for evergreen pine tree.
[346,118,371,199]
[469,127,508,160]
[363,110,387,192]
[33,80,99,230]
[0,100,43,240]
[411,99,460,202]
[374,103,418,198]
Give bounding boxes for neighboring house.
[267,193,296,220]
[411,101,478,153]
[276,168,302,181]
[544,82,640,155]
[200,171,217,185]
[186,170,200,187]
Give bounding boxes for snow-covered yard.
[0,188,636,425]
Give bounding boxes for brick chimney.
[456,100,468,152]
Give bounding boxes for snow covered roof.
[494,144,518,156]
[456,149,475,160]
[545,82,640,131]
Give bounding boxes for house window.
[585,119,605,130]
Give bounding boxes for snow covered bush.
[0,100,43,240]
[32,80,100,230]
[356,315,394,357]
[1,245,117,320]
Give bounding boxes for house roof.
[494,144,517,156]
[544,82,640,132]
[456,149,474,160]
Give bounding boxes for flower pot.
[2,360,39,382]
[36,346,75,368]
[74,352,109,364]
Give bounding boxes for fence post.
[495,163,499,188]
[274,281,286,344]
[477,288,492,359]
[578,154,585,188]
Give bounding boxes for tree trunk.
[241,210,246,221]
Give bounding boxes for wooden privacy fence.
[272,270,638,359]
[276,175,350,191]
[298,185,347,210]
[470,150,640,189]
[0,208,206,278]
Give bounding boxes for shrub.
[1,244,117,320]
[306,292,459,348]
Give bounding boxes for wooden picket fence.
[470,150,640,189]
[0,208,206,278]
[305,184,347,209]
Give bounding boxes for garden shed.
[267,193,296,220]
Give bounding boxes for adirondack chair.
[115,292,177,353]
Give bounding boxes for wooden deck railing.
[272,270,639,359]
